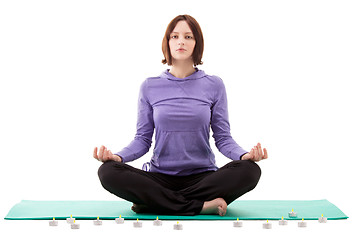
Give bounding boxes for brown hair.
[161,15,204,66]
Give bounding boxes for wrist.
[240,153,249,160]
[114,154,123,162]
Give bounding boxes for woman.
[94,14,268,216]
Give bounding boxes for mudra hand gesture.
[241,143,268,162]
[93,145,122,162]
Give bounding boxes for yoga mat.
[5,199,348,220]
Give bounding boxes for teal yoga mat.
[5,199,348,220]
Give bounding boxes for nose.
[178,36,185,46]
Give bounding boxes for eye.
[171,35,178,39]
[186,36,193,39]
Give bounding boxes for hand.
[93,145,122,163]
[241,143,268,162]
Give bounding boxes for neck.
[169,60,196,79]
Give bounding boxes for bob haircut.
[162,14,204,66]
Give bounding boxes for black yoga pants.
[98,160,261,216]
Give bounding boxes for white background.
[1,0,359,239]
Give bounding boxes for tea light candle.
[263,220,272,229]
[173,221,183,230]
[233,218,243,227]
[49,217,58,226]
[133,218,142,228]
[71,219,80,229]
[288,209,297,218]
[67,215,75,224]
[115,215,124,224]
[153,216,162,226]
[318,214,327,223]
[279,216,288,226]
[298,218,307,228]
[93,216,102,225]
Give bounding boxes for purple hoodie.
[115,68,248,176]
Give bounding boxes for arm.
[114,79,155,162]
[210,77,248,160]
[210,77,268,162]
[93,80,154,163]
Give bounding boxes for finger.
[257,145,262,159]
[105,149,112,160]
[108,150,114,160]
[99,145,105,161]
[103,149,108,160]
[255,144,259,159]
[254,147,258,161]
[93,147,98,159]
[258,143,264,160]
[263,148,268,159]
[256,145,262,161]
[104,147,109,160]
[250,148,255,159]
[257,143,265,159]
[253,147,258,161]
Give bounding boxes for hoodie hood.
[160,67,207,81]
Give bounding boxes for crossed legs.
[98,160,261,216]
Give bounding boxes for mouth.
[177,48,186,51]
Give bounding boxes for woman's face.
[169,20,196,64]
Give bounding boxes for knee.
[98,160,121,189]
[244,160,262,188]
[235,160,262,188]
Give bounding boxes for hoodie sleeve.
[210,77,248,160]
[114,79,154,162]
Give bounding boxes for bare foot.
[131,204,150,213]
[200,198,227,216]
